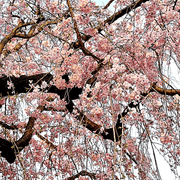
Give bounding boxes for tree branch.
[0,11,70,56]
[0,121,18,130]
[103,0,115,10]
[104,0,149,25]
[0,116,36,164]
[68,170,96,180]
[0,97,59,164]
[151,83,180,95]
[76,109,124,142]
[0,73,82,112]
[72,0,149,47]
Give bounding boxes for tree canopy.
[0,0,180,179]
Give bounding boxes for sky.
[93,0,179,180]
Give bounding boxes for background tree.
[0,0,180,179]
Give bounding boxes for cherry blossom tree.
[0,0,180,179]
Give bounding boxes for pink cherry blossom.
[0,0,180,179]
